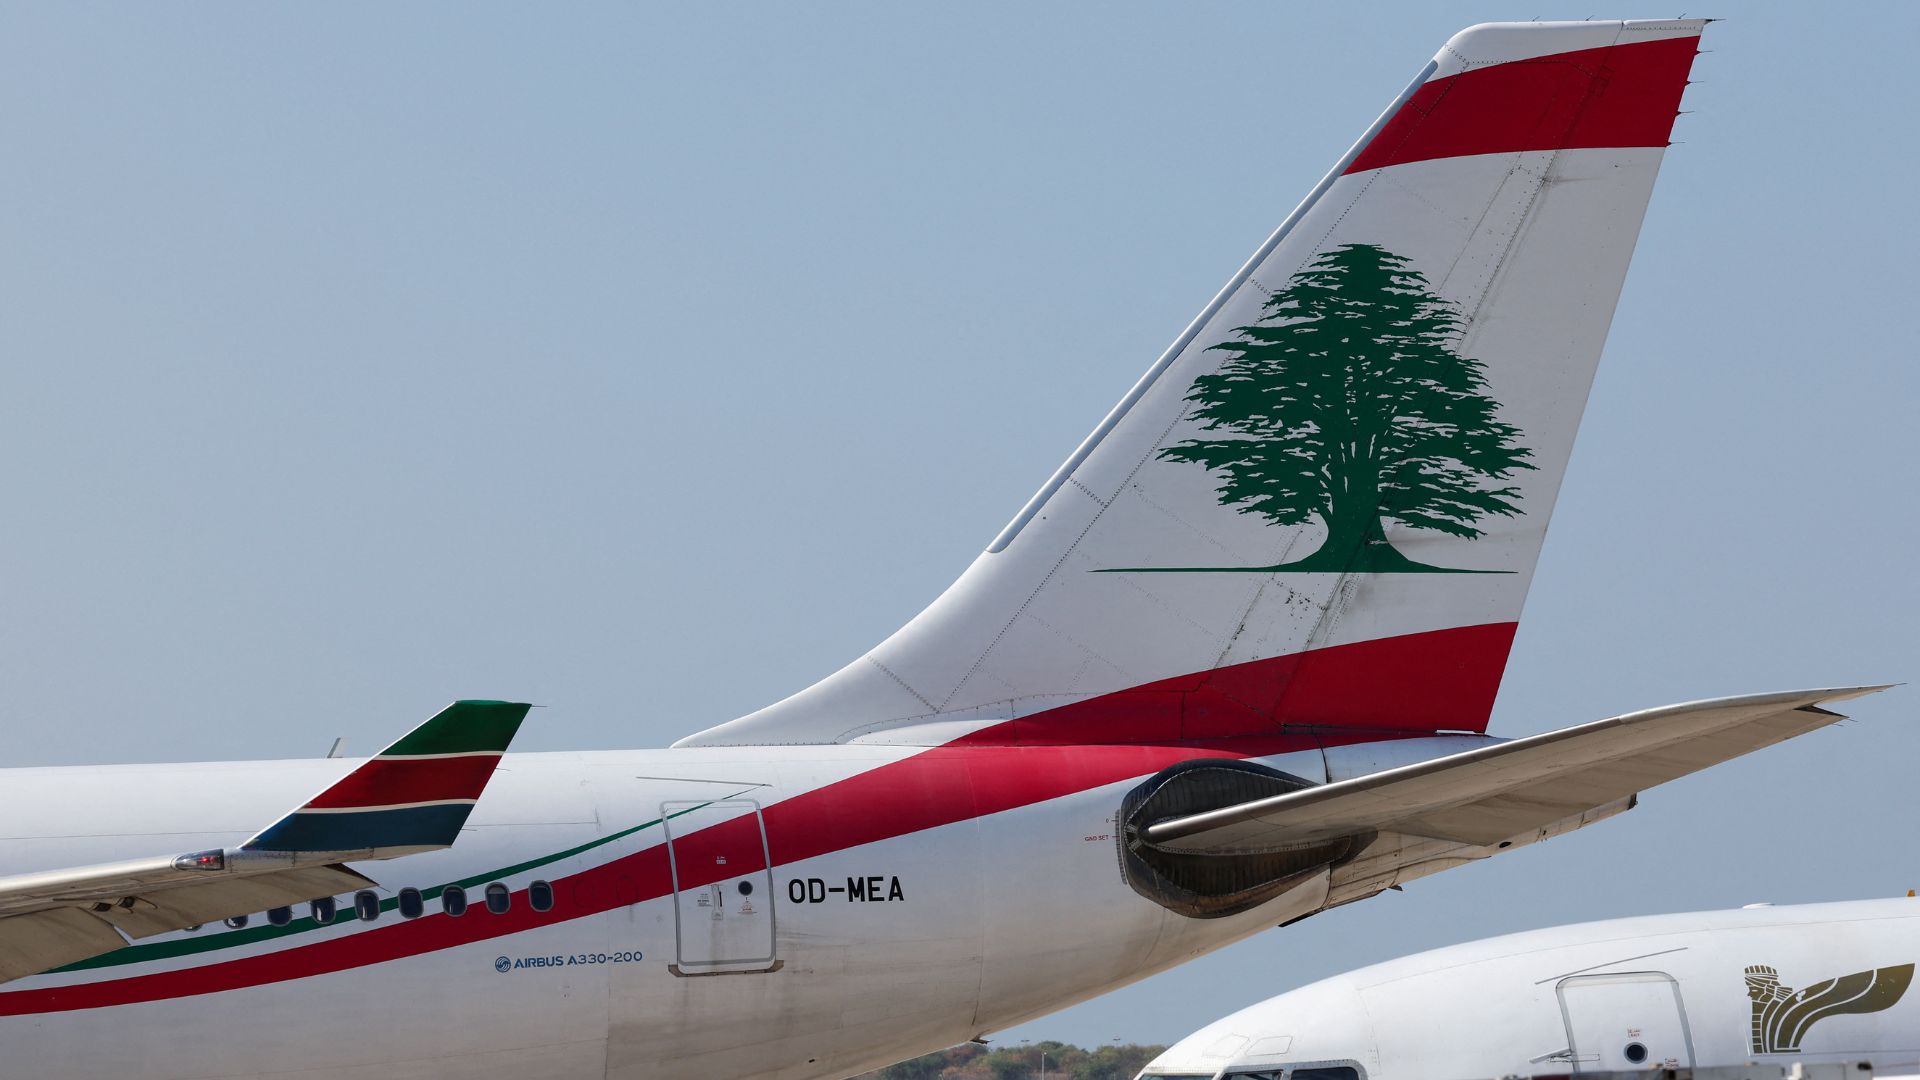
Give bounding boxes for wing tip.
[1612,683,1895,724]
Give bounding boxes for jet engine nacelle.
[1118,735,1511,920]
[1118,759,1363,920]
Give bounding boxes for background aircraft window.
[223,914,248,929]
[442,885,467,917]
[266,906,292,926]
[485,882,510,914]
[529,880,554,912]
[397,887,424,919]
[354,890,380,922]
[1290,1069,1361,1080]
[310,897,336,924]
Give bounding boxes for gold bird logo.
[1744,963,1914,1054]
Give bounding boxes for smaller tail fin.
[243,700,530,858]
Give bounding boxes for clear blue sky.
[2,1,1915,1052]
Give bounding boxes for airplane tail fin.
[244,700,530,858]
[681,21,1706,748]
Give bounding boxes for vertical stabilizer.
[245,700,530,857]
[681,20,1705,748]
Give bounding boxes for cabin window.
[529,880,554,912]
[398,887,424,919]
[223,914,248,929]
[485,882,511,914]
[266,906,292,927]
[310,897,336,925]
[442,886,467,917]
[354,890,381,922]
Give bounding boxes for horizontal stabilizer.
[1144,686,1887,854]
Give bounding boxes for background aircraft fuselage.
[1146,898,1920,1080]
[0,742,1375,1079]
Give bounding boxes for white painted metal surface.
[664,799,777,974]
[1144,899,1920,1080]
[1558,971,1695,1070]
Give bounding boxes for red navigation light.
[173,850,226,871]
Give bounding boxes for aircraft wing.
[0,699,530,983]
[1144,686,1886,854]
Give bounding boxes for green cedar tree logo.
[1105,243,1533,574]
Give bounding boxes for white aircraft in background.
[1141,896,1920,1080]
[0,18,1881,1080]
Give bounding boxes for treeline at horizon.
[854,1040,1167,1079]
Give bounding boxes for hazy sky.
[3,1,1916,1053]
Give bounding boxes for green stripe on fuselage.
[52,793,744,975]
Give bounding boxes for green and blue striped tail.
[243,700,532,857]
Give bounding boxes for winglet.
[242,700,532,859]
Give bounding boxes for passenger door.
[1557,971,1695,1071]
[662,799,779,975]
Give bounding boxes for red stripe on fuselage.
[0,626,1509,1014]
[303,755,502,810]
[1345,35,1698,175]
[2,736,1407,1015]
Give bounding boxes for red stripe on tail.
[1346,36,1697,175]
[303,755,500,810]
[952,622,1518,746]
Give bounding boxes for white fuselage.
[1145,898,1920,1080]
[0,739,1425,1080]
